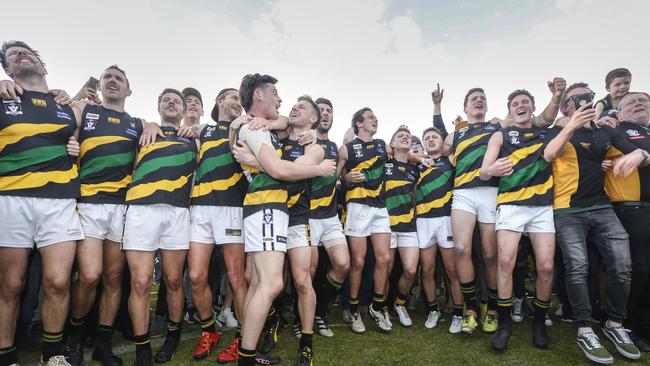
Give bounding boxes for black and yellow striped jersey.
[497,126,553,206]
[0,91,79,199]
[452,122,500,189]
[239,129,288,218]
[78,105,141,204]
[344,137,387,207]
[125,126,197,208]
[191,121,248,207]
[385,159,418,232]
[604,121,650,203]
[280,138,309,226]
[549,123,638,214]
[415,157,454,218]
[310,139,338,220]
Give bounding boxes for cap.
[182,87,202,106]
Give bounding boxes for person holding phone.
[544,83,650,364]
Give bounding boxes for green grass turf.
[16,302,650,365]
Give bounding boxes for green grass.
[17,302,650,365]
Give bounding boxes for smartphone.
[573,93,593,110]
[84,77,100,91]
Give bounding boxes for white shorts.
[77,203,126,242]
[122,204,190,251]
[287,224,312,250]
[390,231,419,249]
[243,209,288,253]
[190,205,244,245]
[0,196,84,248]
[451,187,498,224]
[344,202,391,237]
[495,204,555,233]
[416,216,454,249]
[309,216,346,249]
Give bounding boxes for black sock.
[532,297,551,321]
[453,304,464,317]
[199,316,216,333]
[95,324,114,348]
[0,346,17,366]
[42,330,64,361]
[68,315,87,339]
[166,320,181,338]
[425,300,439,313]
[134,333,151,353]
[238,346,256,366]
[349,297,359,314]
[315,271,342,316]
[497,296,513,325]
[371,292,385,311]
[487,288,498,313]
[460,280,478,314]
[299,330,313,350]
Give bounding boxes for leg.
[396,247,419,301]
[97,241,126,327]
[188,242,215,321]
[288,247,316,334]
[347,236,367,311]
[495,230,521,301]
[529,233,555,303]
[419,246,437,306]
[0,248,30,348]
[70,237,104,319]
[451,209,478,315]
[370,233,391,302]
[223,243,248,321]
[126,251,155,336]
[160,250,188,324]
[478,222,498,314]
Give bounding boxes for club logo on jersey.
[205,126,216,137]
[130,120,136,129]
[31,98,47,107]
[458,126,469,138]
[485,125,497,131]
[263,210,274,224]
[508,130,520,145]
[85,113,100,120]
[84,120,97,131]
[385,163,393,175]
[3,100,22,116]
[626,129,640,137]
[107,117,120,124]
[580,142,591,150]
[376,144,385,153]
[353,143,363,158]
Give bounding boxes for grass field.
[17,301,650,366]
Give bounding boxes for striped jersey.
[385,159,418,232]
[191,121,248,207]
[78,104,141,204]
[497,126,553,206]
[309,139,338,220]
[125,126,197,208]
[0,91,79,199]
[238,128,288,218]
[280,138,309,226]
[548,123,638,214]
[415,157,454,218]
[344,137,387,207]
[452,122,500,189]
[604,121,650,203]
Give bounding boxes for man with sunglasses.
[545,83,650,364]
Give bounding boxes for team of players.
[1,41,649,366]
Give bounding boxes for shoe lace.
[613,327,633,344]
[301,346,313,358]
[194,332,212,351]
[452,315,463,326]
[225,338,239,355]
[584,333,603,348]
[47,355,70,366]
[512,298,523,315]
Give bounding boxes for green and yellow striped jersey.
[310,139,338,219]
[344,137,387,207]
[385,159,418,232]
[452,122,499,189]
[415,157,454,218]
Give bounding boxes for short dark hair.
[315,97,332,109]
[158,88,186,111]
[411,135,422,145]
[560,82,591,111]
[351,107,372,134]
[239,73,278,113]
[297,95,321,129]
[464,87,485,108]
[1,40,45,69]
[390,125,411,145]
[422,126,443,140]
[507,89,535,110]
[103,65,129,88]
[211,88,238,122]
[605,68,631,88]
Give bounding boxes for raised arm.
[431,83,448,138]
[543,103,594,162]
[537,77,566,127]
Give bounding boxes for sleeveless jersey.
[78,104,141,203]
[452,122,499,189]
[0,90,79,198]
[384,159,418,232]
[309,139,338,219]
[125,126,197,208]
[238,129,288,218]
[344,137,387,207]
[280,138,309,226]
[497,126,553,206]
[191,121,248,207]
[415,157,454,218]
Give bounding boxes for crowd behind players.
[0,40,649,366]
